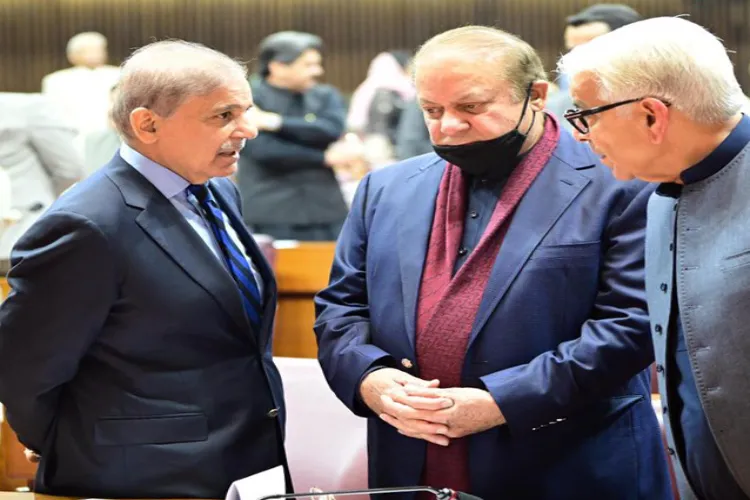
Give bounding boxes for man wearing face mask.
[314,26,671,500]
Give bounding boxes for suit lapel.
[467,153,591,348]
[397,158,446,351]
[105,159,253,341]
[210,181,278,349]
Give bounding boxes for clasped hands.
[360,368,505,447]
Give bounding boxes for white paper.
[225,465,287,500]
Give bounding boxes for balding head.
[112,40,248,140]
[66,31,109,68]
[411,26,549,151]
[413,26,547,103]
[112,40,257,185]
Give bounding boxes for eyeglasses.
[563,97,671,134]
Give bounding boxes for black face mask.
[432,86,535,179]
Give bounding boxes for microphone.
[257,486,484,500]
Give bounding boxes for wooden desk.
[0,416,35,491]
[272,242,336,359]
[0,259,9,301]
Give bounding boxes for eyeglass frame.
[563,97,671,134]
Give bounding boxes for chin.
[612,169,637,181]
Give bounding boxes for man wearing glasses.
[561,17,750,500]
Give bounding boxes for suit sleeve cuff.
[480,365,561,435]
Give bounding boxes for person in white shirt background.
[41,32,120,153]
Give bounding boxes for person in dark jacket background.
[238,31,355,241]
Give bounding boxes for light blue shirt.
[119,144,264,303]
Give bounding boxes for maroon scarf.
[415,114,560,494]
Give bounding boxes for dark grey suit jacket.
[647,142,750,499]
[0,155,287,498]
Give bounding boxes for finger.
[379,411,449,435]
[386,387,454,412]
[393,373,440,388]
[381,394,450,423]
[397,429,450,447]
[401,385,453,399]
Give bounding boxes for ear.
[129,107,159,145]
[529,81,549,112]
[641,98,670,144]
[267,60,288,77]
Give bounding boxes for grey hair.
[558,17,745,124]
[66,32,107,57]
[413,26,548,103]
[112,40,248,140]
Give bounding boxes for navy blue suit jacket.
[314,132,672,500]
[0,155,287,498]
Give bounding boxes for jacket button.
[660,283,668,292]
[266,408,280,418]
[458,247,468,257]
[654,324,663,334]
[401,358,413,369]
[655,364,664,373]
[668,447,676,456]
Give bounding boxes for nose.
[238,111,259,140]
[440,113,469,136]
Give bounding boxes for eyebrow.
[212,103,253,114]
[419,95,492,107]
[453,93,492,103]
[572,100,588,110]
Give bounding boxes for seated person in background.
[238,31,356,241]
[0,40,288,498]
[314,25,672,500]
[0,92,84,260]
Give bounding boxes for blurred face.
[71,41,108,68]
[564,22,611,50]
[134,77,258,184]
[568,73,671,181]
[271,49,324,92]
[415,56,546,146]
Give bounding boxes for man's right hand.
[359,368,453,446]
[24,448,40,463]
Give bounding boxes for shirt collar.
[680,114,750,185]
[119,143,190,200]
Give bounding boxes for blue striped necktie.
[187,184,262,330]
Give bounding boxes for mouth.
[217,150,239,160]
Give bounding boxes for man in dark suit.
[0,40,287,498]
[314,26,671,499]
[237,31,354,241]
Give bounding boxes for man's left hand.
[387,386,506,439]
